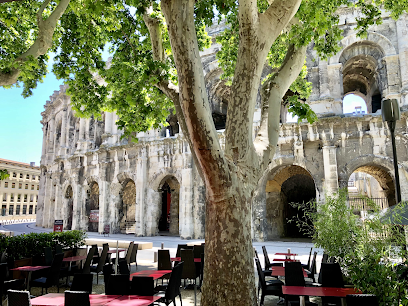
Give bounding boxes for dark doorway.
[87,183,99,232]
[159,183,171,232]
[281,174,316,238]
[65,186,73,230]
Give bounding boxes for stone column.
[135,148,147,236]
[71,183,81,230]
[105,112,113,134]
[383,55,401,98]
[319,60,330,99]
[98,180,109,234]
[36,171,46,227]
[54,184,61,220]
[41,125,47,160]
[48,118,55,154]
[397,17,408,91]
[179,168,194,239]
[42,174,53,227]
[60,108,67,156]
[322,146,339,196]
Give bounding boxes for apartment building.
[0,158,40,222]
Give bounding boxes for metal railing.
[348,197,388,211]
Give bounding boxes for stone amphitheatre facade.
[36,8,408,240]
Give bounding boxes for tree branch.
[254,44,307,168]
[261,0,301,32]
[162,0,230,199]
[143,9,164,62]
[0,0,71,87]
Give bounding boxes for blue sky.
[0,72,64,166]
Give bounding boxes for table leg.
[341,298,347,306]
[27,271,32,291]
[299,296,306,306]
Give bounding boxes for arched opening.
[119,180,136,234]
[64,186,73,230]
[347,164,396,212]
[343,94,368,115]
[86,182,99,232]
[340,42,385,114]
[265,165,316,238]
[158,177,180,236]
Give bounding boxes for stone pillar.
[327,63,343,100]
[48,118,55,153]
[99,180,109,234]
[319,60,330,99]
[41,125,47,160]
[322,146,339,196]
[383,55,401,98]
[54,184,62,221]
[71,183,81,230]
[105,112,113,134]
[397,17,408,91]
[135,148,147,236]
[180,168,194,239]
[36,171,46,227]
[60,109,67,156]
[42,175,53,227]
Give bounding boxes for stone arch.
[156,175,180,236]
[118,177,137,234]
[82,177,100,232]
[329,32,396,64]
[149,170,182,191]
[338,155,396,207]
[63,185,74,230]
[254,163,318,239]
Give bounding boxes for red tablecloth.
[105,295,160,306]
[10,266,50,272]
[275,253,298,256]
[271,266,307,277]
[282,286,361,297]
[30,293,121,306]
[171,257,201,262]
[63,255,87,262]
[129,270,172,280]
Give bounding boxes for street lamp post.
[382,99,401,204]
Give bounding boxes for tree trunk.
[201,177,257,306]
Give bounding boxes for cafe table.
[282,286,362,306]
[129,269,172,281]
[30,293,121,306]
[270,266,307,277]
[105,295,161,306]
[170,257,201,263]
[10,265,50,290]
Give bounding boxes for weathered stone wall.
[38,11,408,241]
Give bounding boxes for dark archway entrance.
[281,174,316,237]
[158,177,180,236]
[65,186,73,230]
[265,165,316,238]
[87,182,99,232]
[119,180,136,234]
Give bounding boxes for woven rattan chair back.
[65,290,90,306]
[7,290,31,306]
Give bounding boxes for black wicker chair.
[284,262,317,306]
[105,274,130,295]
[320,263,344,306]
[65,290,90,306]
[130,243,138,269]
[90,244,108,284]
[70,273,93,293]
[130,276,155,296]
[302,247,313,270]
[255,258,283,306]
[0,263,25,300]
[305,252,317,282]
[7,290,31,306]
[155,261,184,306]
[30,253,64,295]
[180,249,200,288]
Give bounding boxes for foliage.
[0,230,87,260]
[2,0,407,137]
[289,190,408,305]
[0,169,9,180]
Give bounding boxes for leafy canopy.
[1,0,407,137]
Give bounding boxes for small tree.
[0,169,9,180]
[290,190,408,305]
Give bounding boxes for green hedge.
[0,230,87,260]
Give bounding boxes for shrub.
[0,230,87,260]
[289,189,408,306]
